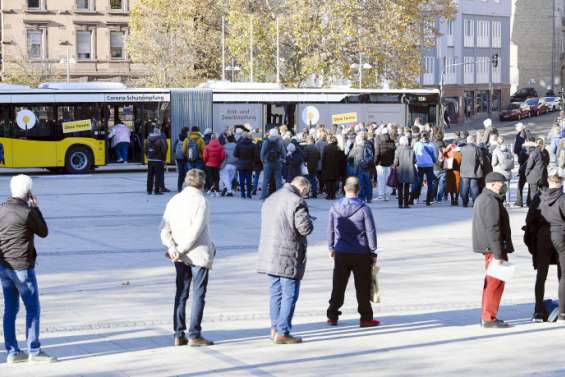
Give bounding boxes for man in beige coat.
[161,169,216,347]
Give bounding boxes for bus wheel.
[65,146,92,174]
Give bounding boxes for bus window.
[58,104,102,139]
[14,106,58,140]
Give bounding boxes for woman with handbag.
[444,144,462,206]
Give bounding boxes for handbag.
[386,168,398,188]
[370,265,380,304]
[301,163,309,176]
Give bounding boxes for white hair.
[11,174,32,199]
[355,134,365,146]
[399,136,409,146]
[269,128,279,137]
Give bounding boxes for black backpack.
[146,138,160,160]
[266,139,280,163]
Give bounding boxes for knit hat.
[485,172,507,183]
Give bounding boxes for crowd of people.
[165,113,565,209]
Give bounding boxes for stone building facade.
[0,0,148,83]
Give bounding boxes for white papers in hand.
[486,261,515,282]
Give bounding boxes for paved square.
[0,171,563,376]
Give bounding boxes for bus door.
[10,105,58,168]
[105,103,143,163]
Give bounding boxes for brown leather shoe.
[275,334,303,344]
[174,336,188,346]
[189,337,214,347]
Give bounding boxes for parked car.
[525,98,547,116]
[511,87,538,102]
[542,96,562,111]
[499,102,530,121]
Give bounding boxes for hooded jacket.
[525,146,549,185]
[491,144,514,180]
[414,139,437,168]
[182,132,206,160]
[234,138,258,171]
[328,198,377,255]
[203,139,226,168]
[145,133,167,161]
[540,188,565,241]
[375,134,396,167]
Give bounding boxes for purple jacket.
[328,198,377,255]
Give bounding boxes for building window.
[423,56,435,85]
[27,30,43,59]
[476,57,490,84]
[464,57,474,84]
[76,0,91,10]
[492,21,502,48]
[77,31,93,60]
[464,19,474,47]
[110,0,127,11]
[447,20,454,46]
[492,55,501,83]
[445,57,457,84]
[477,20,490,48]
[27,0,41,9]
[110,32,125,59]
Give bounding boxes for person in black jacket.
[472,172,514,328]
[539,169,565,322]
[525,138,550,204]
[322,136,345,200]
[234,132,258,199]
[0,175,56,363]
[524,191,560,322]
[515,141,532,207]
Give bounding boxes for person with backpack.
[145,127,168,195]
[349,135,374,203]
[203,133,225,196]
[411,131,437,206]
[260,128,286,200]
[491,136,515,204]
[174,127,189,192]
[182,126,206,172]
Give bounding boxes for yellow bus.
[0,83,213,173]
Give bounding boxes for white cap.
[483,118,492,128]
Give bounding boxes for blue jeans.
[187,160,203,171]
[253,170,261,193]
[358,171,372,203]
[173,263,209,339]
[0,266,41,356]
[261,163,282,200]
[434,170,446,202]
[269,275,301,336]
[307,173,318,196]
[114,142,129,162]
[461,177,480,206]
[238,169,253,197]
[176,160,188,192]
[412,167,435,204]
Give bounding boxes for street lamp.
[59,42,76,83]
[225,58,241,82]
[350,62,372,89]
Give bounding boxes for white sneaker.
[6,351,28,364]
[28,351,57,363]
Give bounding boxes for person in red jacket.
[203,133,225,196]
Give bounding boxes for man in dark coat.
[525,138,550,204]
[539,169,565,322]
[472,172,514,328]
[0,175,56,363]
[326,177,380,328]
[234,133,258,199]
[460,135,484,207]
[374,129,396,201]
[321,136,345,200]
[257,177,314,344]
[302,136,321,198]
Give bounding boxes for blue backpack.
[359,145,374,170]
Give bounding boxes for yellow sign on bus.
[332,112,358,125]
[62,119,92,134]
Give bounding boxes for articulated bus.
[0,82,439,173]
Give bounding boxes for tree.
[3,52,61,87]
[126,0,224,87]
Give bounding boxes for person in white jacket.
[491,136,515,204]
[160,169,215,347]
